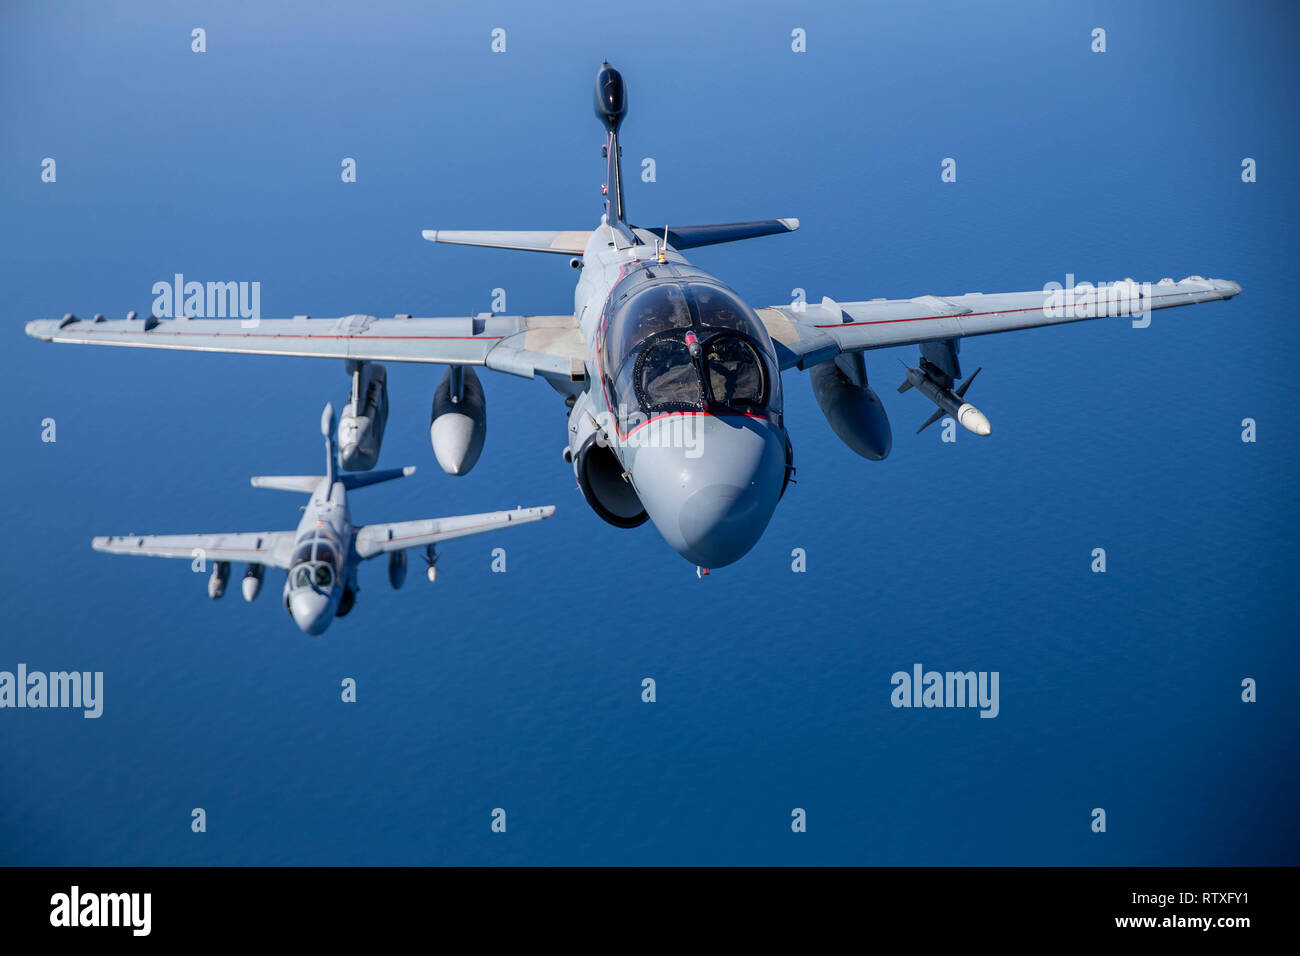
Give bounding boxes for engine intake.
[567,391,646,528]
[573,433,648,528]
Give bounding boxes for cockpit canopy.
[602,281,779,422]
[289,536,341,590]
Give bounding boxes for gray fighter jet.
[92,404,554,636]
[28,63,1241,569]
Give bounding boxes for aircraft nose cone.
[679,480,776,567]
[289,591,331,636]
[632,414,788,568]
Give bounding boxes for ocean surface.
[1,0,1296,865]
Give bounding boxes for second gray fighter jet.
[92,404,554,636]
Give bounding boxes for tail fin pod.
[595,61,628,223]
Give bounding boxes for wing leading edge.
[25,313,587,383]
[758,276,1242,370]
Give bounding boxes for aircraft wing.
[354,505,555,559]
[92,531,297,567]
[25,313,587,383]
[422,229,592,255]
[757,276,1242,370]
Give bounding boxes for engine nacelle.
[430,366,487,475]
[568,390,648,528]
[388,550,406,590]
[339,361,389,471]
[241,563,264,602]
[810,354,892,461]
[208,561,231,600]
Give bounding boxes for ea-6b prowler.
[91,404,555,636]
[27,63,1242,569]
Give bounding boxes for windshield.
[704,336,764,407]
[690,283,755,335]
[291,561,334,591]
[289,534,341,591]
[638,338,701,409]
[603,283,692,373]
[603,281,776,420]
[292,536,341,568]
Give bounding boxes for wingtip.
[778,217,800,232]
[25,320,55,341]
[402,466,417,476]
[90,536,109,551]
[421,229,438,242]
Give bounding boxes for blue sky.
[1,0,1296,864]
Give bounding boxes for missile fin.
[955,367,982,399]
[916,408,946,434]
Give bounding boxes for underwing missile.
[900,366,991,436]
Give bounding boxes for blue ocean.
[1,0,1296,865]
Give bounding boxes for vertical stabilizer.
[321,403,337,486]
[595,62,628,223]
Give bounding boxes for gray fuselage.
[282,478,355,635]
[571,221,790,567]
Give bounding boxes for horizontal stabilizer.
[654,219,799,250]
[341,466,415,491]
[250,475,321,493]
[422,230,591,255]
